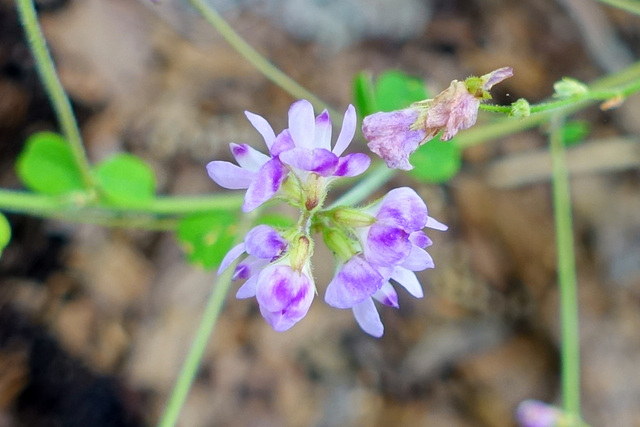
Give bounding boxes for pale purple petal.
[314,110,332,151]
[325,256,383,309]
[441,96,479,140]
[401,245,434,271]
[243,158,288,212]
[364,224,412,266]
[363,108,426,170]
[372,282,399,308]
[206,161,255,189]
[352,298,383,337]
[482,67,514,90]
[270,129,295,156]
[516,400,563,427]
[236,275,258,299]
[288,100,315,150]
[279,147,338,176]
[244,225,288,259]
[409,230,432,248]
[232,257,268,281]
[230,143,270,172]
[390,267,423,298]
[245,111,276,149]
[333,104,357,156]
[377,187,429,231]
[334,153,371,177]
[426,216,448,231]
[217,242,246,275]
[256,264,314,331]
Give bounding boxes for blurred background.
[1,0,640,425]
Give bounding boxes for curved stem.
[15,0,95,189]
[186,0,336,116]
[156,215,254,427]
[550,116,581,420]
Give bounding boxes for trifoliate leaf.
[375,71,428,112]
[353,71,377,118]
[94,154,156,207]
[177,211,239,269]
[409,139,461,183]
[0,213,10,257]
[16,132,85,195]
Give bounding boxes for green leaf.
[177,211,239,269]
[353,71,377,117]
[561,120,590,147]
[0,213,10,257]
[16,132,85,195]
[94,154,156,207]
[409,139,462,183]
[375,71,428,112]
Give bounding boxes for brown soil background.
[1,0,640,426]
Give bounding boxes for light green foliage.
[94,154,156,207]
[0,212,10,257]
[353,71,377,117]
[409,139,462,183]
[561,120,590,147]
[177,211,239,269]
[374,70,428,112]
[254,213,295,229]
[16,132,85,195]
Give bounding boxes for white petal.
[352,298,384,337]
[245,111,276,149]
[426,216,448,231]
[288,100,315,150]
[390,267,423,298]
[333,104,357,156]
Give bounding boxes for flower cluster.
[363,67,513,170]
[208,99,447,336]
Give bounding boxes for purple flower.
[278,100,371,180]
[207,111,289,212]
[516,400,565,427]
[363,67,513,170]
[218,225,315,331]
[325,187,447,336]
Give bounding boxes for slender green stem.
[0,188,244,219]
[328,163,396,208]
[550,116,581,420]
[186,0,335,116]
[157,216,253,427]
[15,0,95,189]
[594,0,640,15]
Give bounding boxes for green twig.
[15,0,95,189]
[593,0,640,15]
[157,215,253,427]
[186,0,335,116]
[549,116,582,420]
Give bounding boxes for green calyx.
[322,228,358,261]
[330,207,376,228]
[464,76,492,100]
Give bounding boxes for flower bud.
[553,77,588,98]
[331,207,376,228]
[289,235,312,271]
[510,98,531,118]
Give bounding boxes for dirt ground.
[1,0,640,426]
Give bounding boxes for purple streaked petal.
[245,111,276,149]
[426,216,448,231]
[390,267,423,298]
[364,224,412,266]
[288,100,315,150]
[482,67,514,90]
[333,104,357,156]
[372,282,399,308]
[334,153,371,177]
[217,242,246,275]
[279,147,338,176]
[206,161,255,189]
[401,245,434,271]
[236,275,258,299]
[325,256,383,309]
[314,110,332,151]
[232,257,268,281]
[243,158,288,212]
[352,298,383,337]
[230,143,270,172]
[377,187,429,231]
[409,230,432,248]
[256,264,314,331]
[270,129,296,156]
[244,225,288,259]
